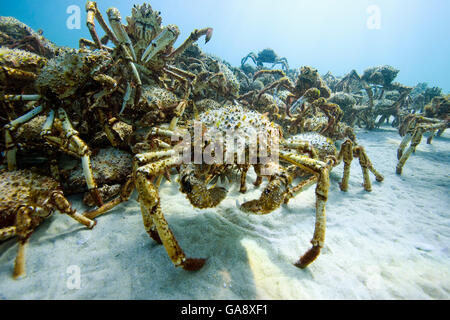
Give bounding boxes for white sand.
[1,125,449,299]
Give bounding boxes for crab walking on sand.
[0,169,96,279]
[84,103,383,270]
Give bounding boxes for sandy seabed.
[0,125,449,300]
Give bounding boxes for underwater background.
[0,0,449,300]
[0,0,449,92]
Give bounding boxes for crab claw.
[180,258,207,271]
[294,245,321,269]
[180,172,228,209]
[240,174,289,215]
[141,25,180,63]
[240,199,265,214]
[205,28,213,44]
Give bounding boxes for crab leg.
[255,77,295,103]
[280,140,319,160]
[106,8,137,61]
[353,145,384,191]
[253,69,286,80]
[4,105,44,170]
[97,109,123,147]
[1,94,42,101]
[85,1,119,50]
[397,133,412,160]
[396,123,446,175]
[85,1,103,49]
[12,205,48,279]
[85,2,141,106]
[50,191,96,229]
[10,200,92,279]
[337,139,354,192]
[139,202,162,244]
[337,140,383,192]
[271,57,289,71]
[0,226,16,240]
[239,165,250,193]
[290,96,307,114]
[41,108,103,207]
[79,38,113,52]
[312,98,344,136]
[241,52,258,67]
[242,151,330,268]
[252,164,264,187]
[167,27,213,60]
[84,178,135,220]
[13,239,28,279]
[169,100,189,131]
[136,172,205,271]
[284,175,318,203]
[279,151,330,269]
[134,157,206,271]
[119,83,133,115]
[0,67,38,82]
[121,52,142,107]
[165,65,196,85]
[426,129,437,144]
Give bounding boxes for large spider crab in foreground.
[84,104,383,270]
[396,95,449,174]
[0,169,95,278]
[241,48,289,71]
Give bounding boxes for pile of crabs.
[0,2,447,279]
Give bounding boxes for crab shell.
[206,59,240,98]
[283,132,337,178]
[285,132,337,160]
[0,16,60,58]
[0,47,48,93]
[0,169,60,230]
[0,47,47,74]
[196,104,282,151]
[295,66,331,99]
[35,48,112,99]
[60,147,133,196]
[131,84,180,127]
[125,3,163,56]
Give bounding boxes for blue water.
[1,0,449,91]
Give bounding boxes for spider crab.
[0,169,95,279]
[248,66,342,136]
[253,66,331,114]
[85,103,382,270]
[334,66,412,130]
[1,48,119,207]
[243,66,382,191]
[241,48,289,71]
[0,16,59,59]
[80,1,213,108]
[396,95,449,174]
[283,92,384,193]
